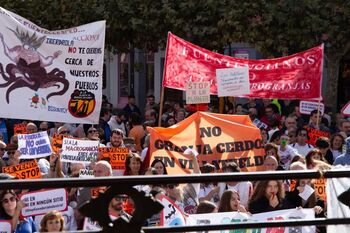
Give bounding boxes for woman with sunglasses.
[39,210,64,232]
[0,190,37,233]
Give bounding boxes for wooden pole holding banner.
[315,97,322,129]
[158,86,165,126]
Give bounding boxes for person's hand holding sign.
[184,148,200,174]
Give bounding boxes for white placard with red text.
[20,188,68,217]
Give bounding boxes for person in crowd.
[108,111,127,136]
[260,128,269,145]
[218,190,247,213]
[339,119,350,139]
[124,153,143,176]
[198,163,220,204]
[330,133,345,161]
[248,180,290,214]
[150,159,168,175]
[165,115,177,127]
[264,143,283,170]
[278,133,298,169]
[0,190,37,233]
[145,109,157,122]
[122,95,141,121]
[282,116,298,135]
[219,162,253,209]
[39,210,64,232]
[305,149,327,169]
[175,108,187,123]
[195,201,217,214]
[165,150,200,214]
[128,113,145,152]
[263,155,279,171]
[260,104,281,130]
[315,137,333,164]
[145,94,157,112]
[308,110,329,132]
[57,126,71,136]
[334,136,350,165]
[99,108,112,144]
[109,195,132,221]
[107,129,125,148]
[269,130,281,145]
[287,127,297,144]
[291,128,314,156]
[39,122,50,134]
[26,122,38,134]
[83,125,101,142]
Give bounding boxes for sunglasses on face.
[88,130,97,134]
[7,151,16,155]
[114,196,127,202]
[1,196,16,204]
[59,131,70,134]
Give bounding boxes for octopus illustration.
[0,27,69,103]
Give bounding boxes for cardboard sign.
[14,123,27,135]
[98,147,129,170]
[0,220,12,233]
[185,81,210,104]
[79,169,94,178]
[341,100,350,116]
[52,134,63,154]
[61,138,99,164]
[215,67,250,97]
[18,131,52,159]
[299,101,324,115]
[2,160,41,179]
[314,178,327,202]
[304,126,330,146]
[20,188,68,217]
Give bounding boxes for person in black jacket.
[248,180,291,214]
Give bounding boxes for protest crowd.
[0,94,349,233]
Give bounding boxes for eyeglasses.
[298,133,308,137]
[39,128,48,131]
[1,196,16,204]
[88,130,97,134]
[59,131,70,134]
[167,184,179,189]
[7,151,16,155]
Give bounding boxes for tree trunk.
[325,55,340,111]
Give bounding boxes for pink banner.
[163,32,323,99]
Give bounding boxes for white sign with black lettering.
[216,67,250,97]
[61,138,99,164]
[20,188,68,217]
[299,101,324,115]
[79,169,94,178]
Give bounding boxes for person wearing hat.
[4,143,20,166]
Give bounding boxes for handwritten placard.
[185,81,210,104]
[216,67,250,97]
[299,101,324,115]
[0,220,12,233]
[14,123,27,135]
[18,132,52,159]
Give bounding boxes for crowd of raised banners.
[1,6,350,233]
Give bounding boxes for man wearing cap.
[109,195,132,221]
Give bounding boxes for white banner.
[20,188,68,217]
[18,131,52,159]
[216,67,250,97]
[83,217,102,231]
[159,194,186,226]
[0,7,105,124]
[327,166,350,232]
[187,208,315,233]
[61,138,99,164]
[0,220,12,233]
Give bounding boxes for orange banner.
[148,112,265,174]
[2,160,41,179]
[98,147,129,170]
[304,126,330,146]
[14,123,27,135]
[314,178,327,202]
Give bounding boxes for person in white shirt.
[278,134,298,169]
[291,128,313,157]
